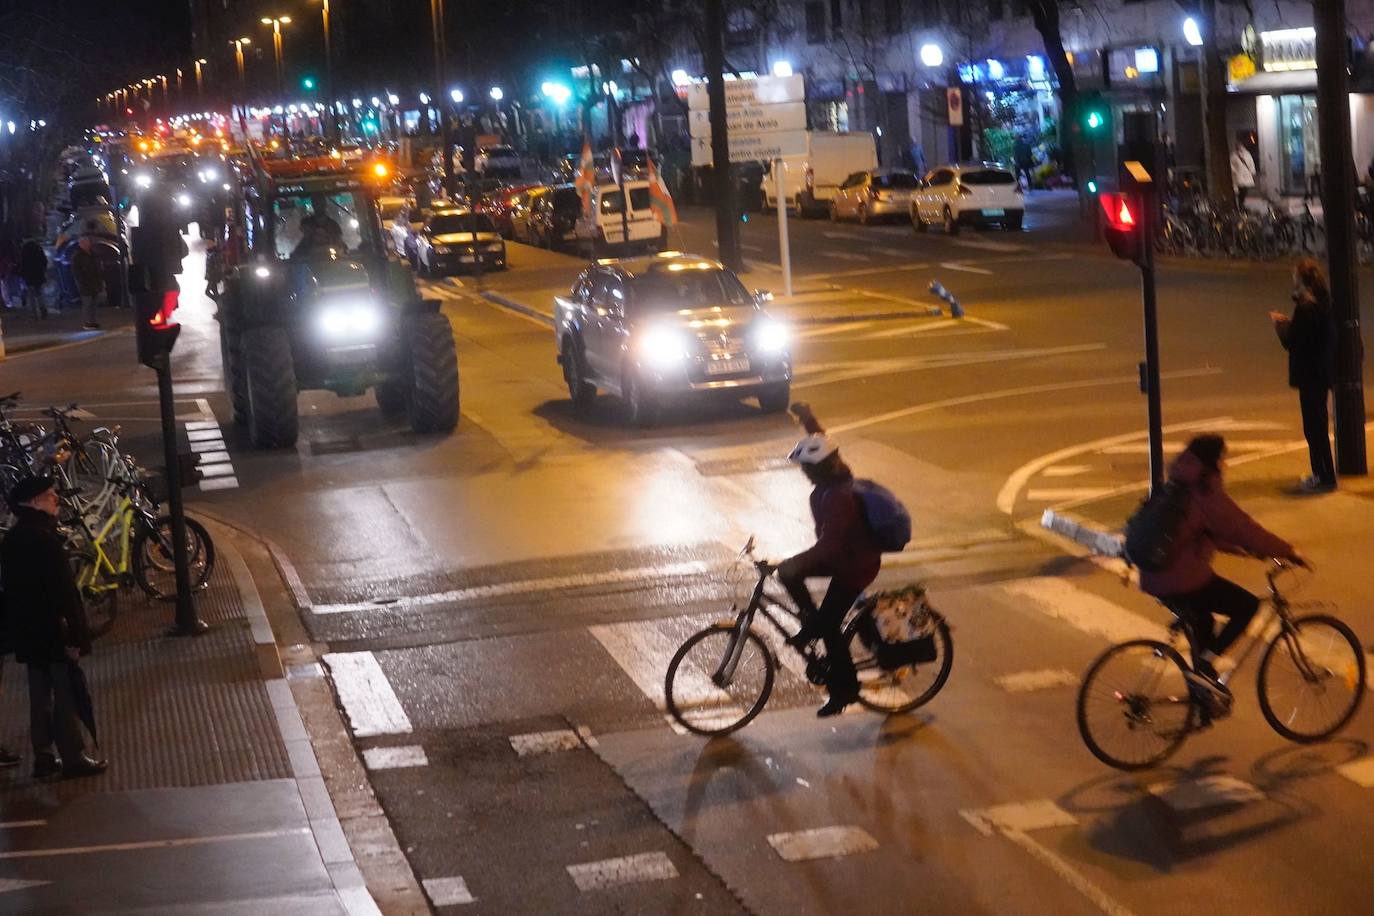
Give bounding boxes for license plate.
[982,208,1006,217]
[706,357,750,376]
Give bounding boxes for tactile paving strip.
[0,564,290,801]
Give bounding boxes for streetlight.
[920,43,944,68]
[1183,17,1204,47]
[313,0,336,139]
[489,86,504,101]
[260,15,292,96]
[430,0,454,186]
[194,58,207,97]
[449,88,463,104]
[230,38,252,92]
[176,67,184,95]
[771,60,793,78]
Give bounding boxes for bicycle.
[663,537,953,736]
[66,474,215,638]
[1076,561,1365,771]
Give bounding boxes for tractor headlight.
[134,173,153,189]
[175,192,192,209]
[639,326,691,369]
[317,301,383,339]
[753,319,788,353]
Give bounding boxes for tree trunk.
[1198,0,1234,212]
[1026,1,1078,182]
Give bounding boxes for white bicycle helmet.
[787,433,840,465]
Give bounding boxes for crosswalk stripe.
[767,826,878,862]
[509,729,582,757]
[322,651,413,737]
[422,876,475,906]
[993,669,1079,692]
[1001,577,1162,645]
[588,619,692,711]
[566,851,678,892]
[362,745,428,770]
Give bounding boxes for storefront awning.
[1230,69,1317,95]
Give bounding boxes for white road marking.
[1336,757,1374,787]
[422,876,476,906]
[1001,577,1163,645]
[589,619,697,711]
[566,851,678,891]
[864,318,963,338]
[1041,465,1093,478]
[1147,776,1263,812]
[198,463,237,479]
[196,450,233,465]
[312,560,712,615]
[195,397,215,421]
[795,321,878,339]
[1025,487,1115,502]
[0,820,45,829]
[938,261,993,275]
[185,428,223,443]
[0,879,52,894]
[961,800,1133,916]
[0,828,310,860]
[993,669,1079,692]
[951,238,1026,253]
[322,651,413,737]
[740,243,766,253]
[189,438,227,453]
[874,247,916,257]
[794,343,1106,390]
[766,826,878,862]
[198,476,239,491]
[822,230,868,240]
[823,251,873,262]
[509,729,583,757]
[183,420,219,431]
[361,745,429,770]
[805,262,932,280]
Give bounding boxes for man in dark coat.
[1,476,106,779]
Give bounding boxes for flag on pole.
[574,137,596,215]
[647,155,678,227]
[609,147,624,187]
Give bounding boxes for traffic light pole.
[703,0,741,272]
[154,347,205,637]
[1139,191,1165,491]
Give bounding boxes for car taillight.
[958,184,972,196]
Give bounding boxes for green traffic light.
[302,77,316,90]
[1087,179,1098,193]
[1086,111,1104,130]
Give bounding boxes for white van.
[577,181,666,253]
[761,132,878,217]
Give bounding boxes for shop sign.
[1228,53,1258,83]
[1261,27,1316,72]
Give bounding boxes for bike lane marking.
[422,875,476,906]
[361,745,429,770]
[565,851,679,892]
[766,826,878,862]
[321,651,413,737]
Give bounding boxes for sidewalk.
[0,300,132,359]
[0,519,393,915]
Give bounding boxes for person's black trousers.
[1166,576,1261,666]
[27,661,87,762]
[781,576,861,697]
[1298,384,1336,486]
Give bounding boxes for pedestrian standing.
[1,476,107,780]
[71,234,105,330]
[18,239,47,320]
[1230,140,1256,209]
[1270,257,1336,492]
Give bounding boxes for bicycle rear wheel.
[1258,614,1365,742]
[664,625,775,737]
[855,612,953,714]
[1077,639,1197,771]
[132,516,215,600]
[68,547,117,639]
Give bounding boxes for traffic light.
[1086,179,1099,194]
[136,285,181,367]
[1086,109,1105,131]
[1099,192,1142,263]
[302,77,316,91]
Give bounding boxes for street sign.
[686,74,804,110]
[690,130,808,166]
[688,102,806,137]
[947,87,964,126]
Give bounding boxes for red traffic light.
[1099,192,1143,262]
[149,289,179,328]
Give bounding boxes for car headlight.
[175,193,192,208]
[317,302,383,339]
[754,319,788,353]
[639,326,691,369]
[134,173,153,188]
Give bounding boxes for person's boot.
[32,752,61,780]
[0,746,20,768]
[61,755,108,779]
[817,684,860,718]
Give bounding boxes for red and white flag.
[647,155,678,227]
[574,137,596,215]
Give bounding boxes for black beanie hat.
[8,475,55,507]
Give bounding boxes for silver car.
[830,168,922,223]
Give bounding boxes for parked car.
[829,168,922,224]
[760,131,878,217]
[414,208,506,276]
[508,187,550,244]
[474,145,522,179]
[553,253,792,426]
[528,185,583,251]
[476,183,539,238]
[911,163,1024,234]
[578,181,666,254]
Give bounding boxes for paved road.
[4,201,1372,913]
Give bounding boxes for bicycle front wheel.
[68,547,117,639]
[664,625,775,737]
[132,516,215,600]
[1077,640,1197,771]
[1258,614,1365,742]
[856,612,953,714]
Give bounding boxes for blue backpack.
[853,479,912,553]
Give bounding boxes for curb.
[479,290,555,326]
[1039,507,1125,558]
[217,530,383,916]
[0,326,132,362]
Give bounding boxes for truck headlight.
[134,173,153,189]
[317,302,383,339]
[175,192,192,208]
[639,326,690,369]
[754,319,788,353]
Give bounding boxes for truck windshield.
[628,269,753,312]
[273,191,374,260]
